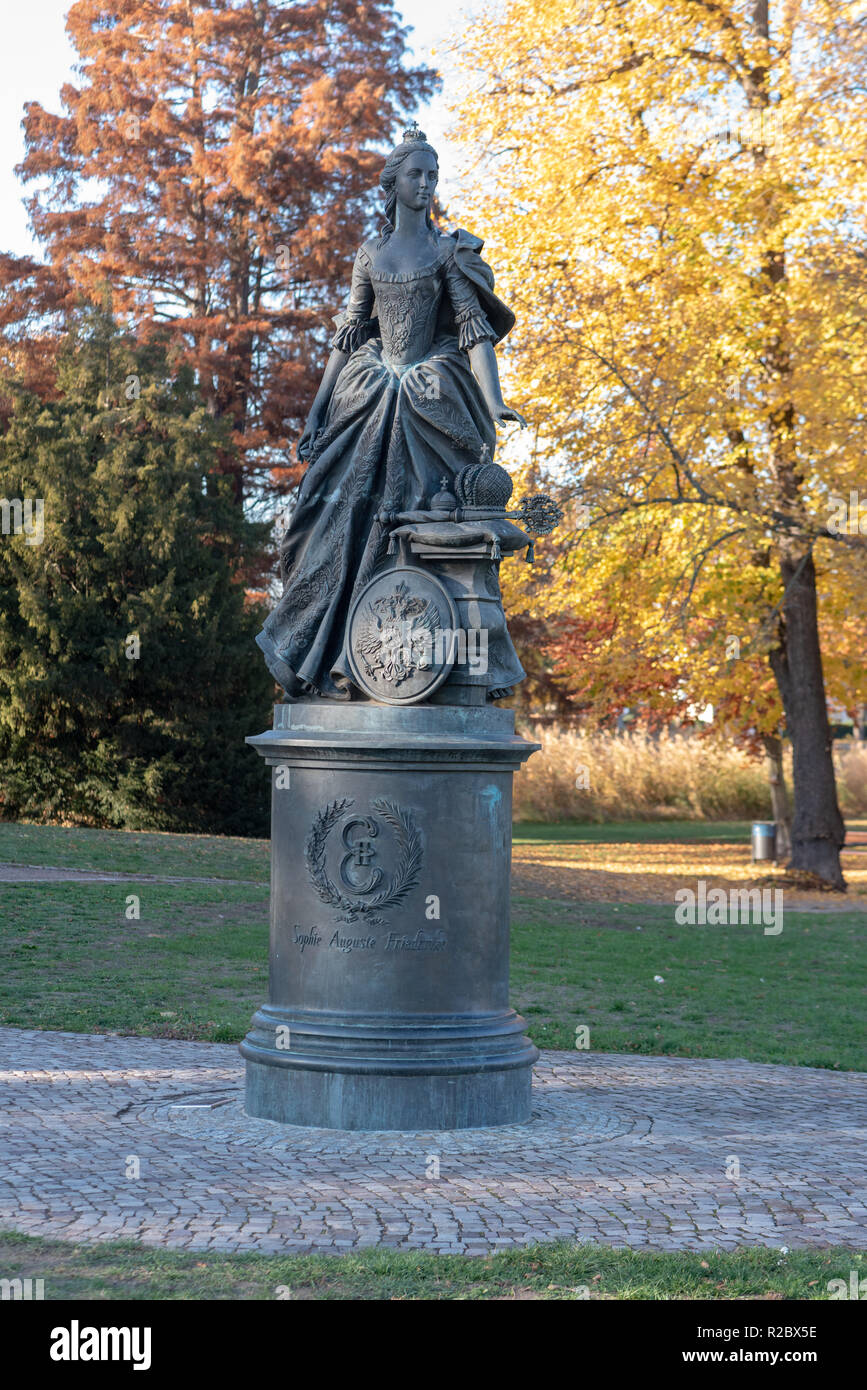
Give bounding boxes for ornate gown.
[256,227,516,699]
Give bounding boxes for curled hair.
[377,123,439,246]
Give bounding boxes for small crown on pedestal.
[430,474,457,510]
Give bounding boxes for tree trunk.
[761,730,791,860]
[748,0,845,890]
[768,547,845,888]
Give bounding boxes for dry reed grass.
[513,726,867,822]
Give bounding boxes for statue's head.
[379,122,439,239]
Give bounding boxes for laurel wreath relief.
[304,797,423,922]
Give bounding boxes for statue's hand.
[298,406,325,463]
[492,403,528,428]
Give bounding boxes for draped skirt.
[256,334,497,698]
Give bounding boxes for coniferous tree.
[0,305,274,834]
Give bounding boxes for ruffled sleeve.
[442,249,497,351]
[331,246,375,353]
[455,306,497,351]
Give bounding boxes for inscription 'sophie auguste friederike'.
[292,926,447,955]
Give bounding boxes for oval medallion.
[346,566,459,704]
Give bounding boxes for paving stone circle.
[1,1027,865,1255]
[135,1080,648,1154]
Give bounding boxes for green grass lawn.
[1,823,864,1300]
[513,820,757,844]
[511,897,865,1068]
[518,819,867,843]
[0,880,267,1041]
[1,828,864,1067]
[3,816,862,861]
[5,817,842,868]
[0,821,269,881]
[1,1230,860,1300]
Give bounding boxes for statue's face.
[394,149,438,212]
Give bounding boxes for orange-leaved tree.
[0,0,436,498]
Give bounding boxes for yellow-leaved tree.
[450,0,867,887]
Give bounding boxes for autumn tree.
[506,488,866,856]
[0,0,436,496]
[453,0,867,888]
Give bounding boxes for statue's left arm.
[466,341,526,427]
[442,243,527,428]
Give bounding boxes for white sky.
[0,0,476,260]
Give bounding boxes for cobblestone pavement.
[1,1028,864,1255]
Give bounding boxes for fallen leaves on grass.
[511,841,866,908]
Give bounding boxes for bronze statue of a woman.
[256,123,526,700]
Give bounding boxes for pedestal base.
[241,702,539,1131]
[244,1066,532,1131]
[242,1002,535,1130]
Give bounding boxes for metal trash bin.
[752,821,777,862]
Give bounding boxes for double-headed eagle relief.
[354,580,440,689]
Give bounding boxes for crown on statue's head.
[403,120,427,144]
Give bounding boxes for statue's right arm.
[297,246,374,462]
[298,349,349,461]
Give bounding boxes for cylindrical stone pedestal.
[241,701,539,1130]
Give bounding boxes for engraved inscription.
[292,926,322,954]
[290,924,446,955]
[329,930,377,953]
[385,930,446,952]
